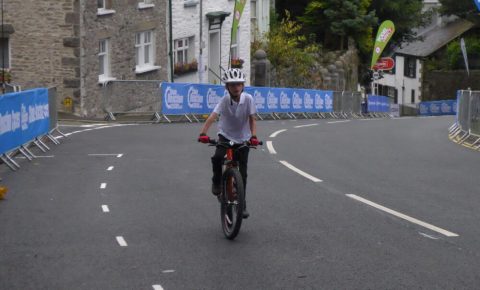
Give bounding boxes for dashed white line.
[116,236,128,247]
[107,166,114,171]
[346,194,459,237]
[294,124,318,128]
[327,120,350,124]
[270,129,287,138]
[266,141,277,154]
[162,270,175,273]
[88,154,122,157]
[279,161,323,182]
[152,285,164,290]
[102,205,110,213]
[117,154,123,158]
[100,183,107,189]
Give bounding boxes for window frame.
[404,56,416,78]
[135,30,159,74]
[0,37,10,69]
[174,38,189,65]
[98,38,116,84]
[97,0,115,15]
[138,0,155,9]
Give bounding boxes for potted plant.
[174,59,198,75]
[0,69,12,83]
[231,58,244,69]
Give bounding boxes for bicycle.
[206,139,262,240]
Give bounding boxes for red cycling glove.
[249,135,259,146]
[198,133,210,143]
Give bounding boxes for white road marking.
[294,124,318,128]
[279,161,323,182]
[162,270,175,273]
[270,129,287,138]
[102,205,110,213]
[100,183,107,189]
[327,120,350,124]
[107,166,114,171]
[116,236,128,247]
[152,285,164,290]
[419,232,439,240]
[346,194,459,237]
[117,154,123,158]
[266,141,277,154]
[88,154,122,157]
[16,155,54,159]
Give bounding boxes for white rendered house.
[171,0,254,85]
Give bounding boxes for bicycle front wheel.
[220,168,245,240]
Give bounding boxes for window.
[98,0,115,15]
[174,38,189,65]
[98,39,114,83]
[0,38,10,69]
[173,37,196,75]
[411,89,415,103]
[404,56,416,78]
[184,0,199,7]
[135,30,159,73]
[138,0,154,9]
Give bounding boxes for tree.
[265,12,322,88]
[438,0,480,22]
[371,0,430,46]
[299,0,378,53]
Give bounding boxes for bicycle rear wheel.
[220,168,245,240]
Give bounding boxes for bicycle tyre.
[220,167,245,240]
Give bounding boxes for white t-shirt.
[213,92,257,143]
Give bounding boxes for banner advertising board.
[419,100,457,116]
[367,95,391,113]
[0,88,50,155]
[161,83,334,115]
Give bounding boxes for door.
[208,31,221,84]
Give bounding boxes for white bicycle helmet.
[222,68,246,84]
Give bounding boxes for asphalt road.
[1,115,480,289]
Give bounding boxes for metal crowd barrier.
[449,90,480,150]
[100,80,389,122]
[0,87,65,171]
[102,80,163,121]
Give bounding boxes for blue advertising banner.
[367,95,390,113]
[161,82,335,115]
[0,88,50,155]
[419,100,457,116]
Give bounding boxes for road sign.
[372,57,395,71]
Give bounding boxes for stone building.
[1,0,168,117]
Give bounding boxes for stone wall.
[422,70,480,101]
[80,0,168,117]
[3,0,168,117]
[3,0,78,108]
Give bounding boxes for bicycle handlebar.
[207,139,263,147]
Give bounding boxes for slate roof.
[395,19,474,57]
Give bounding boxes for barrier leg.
[2,153,20,170]
[46,133,61,145]
[1,155,18,171]
[18,147,33,161]
[22,145,37,159]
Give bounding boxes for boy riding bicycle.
[198,68,259,219]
